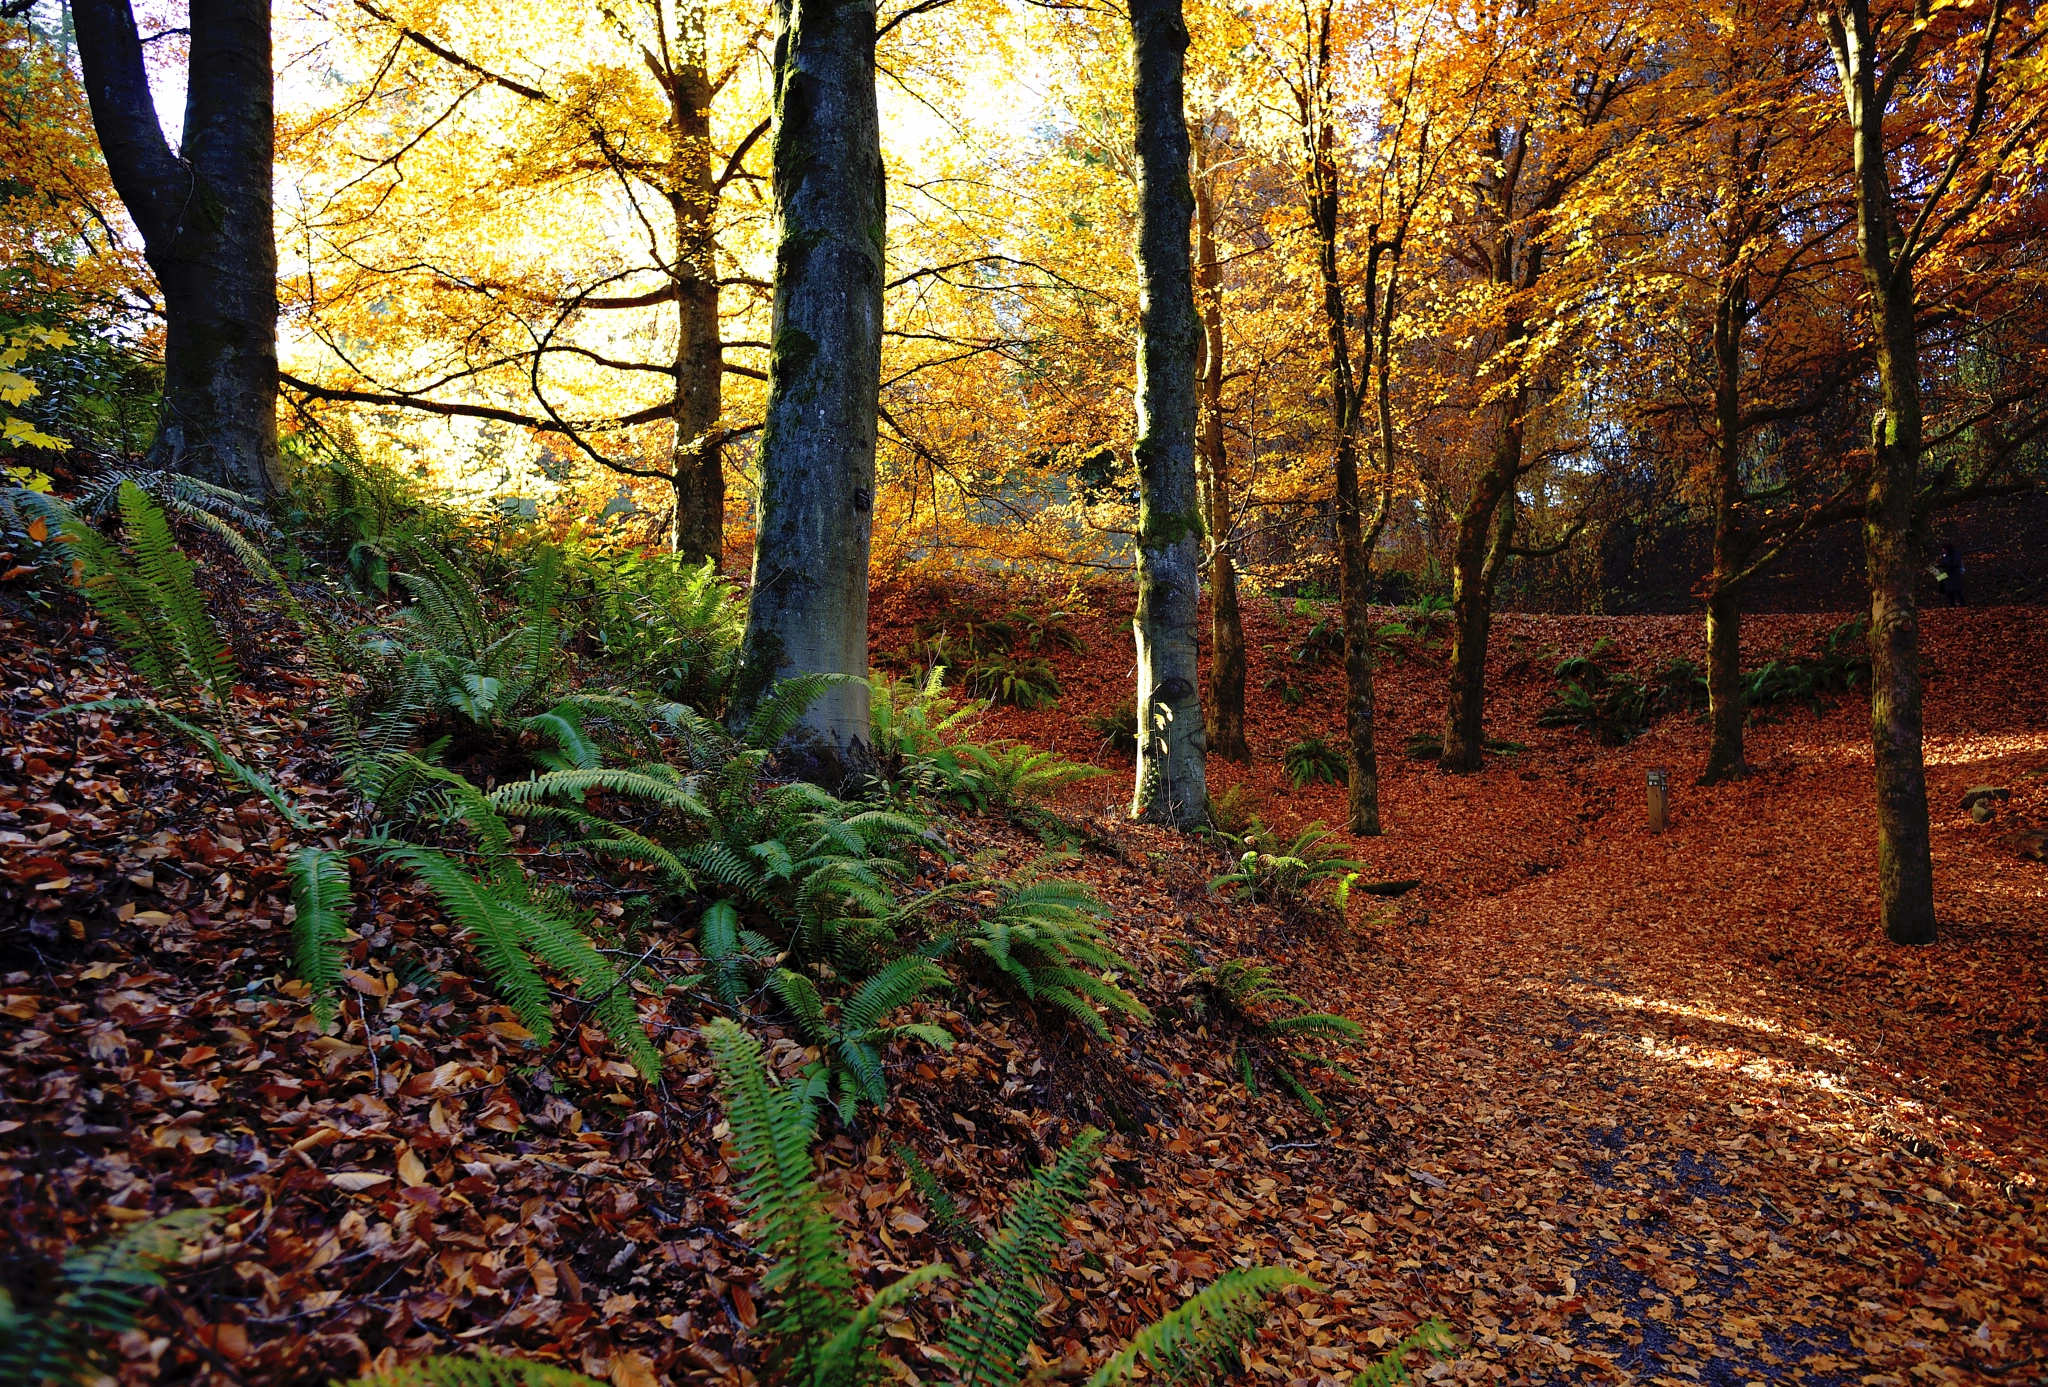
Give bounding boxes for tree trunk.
[667,7,724,569]
[1192,137,1248,762]
[1866,300,1935,944]
[74,0,279,497]
[1829,0,1935,945]
[1127,0,1207,827]
[1702,273,1750,784]
[1441,402,1520,772]
[730,0,884,776]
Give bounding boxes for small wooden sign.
[1646,768,1669,833]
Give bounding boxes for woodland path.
[1266,679,2048,1384]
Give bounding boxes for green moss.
[770,326,816,390]
[1138,498,1202,548]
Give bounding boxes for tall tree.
[1436,9,1639,772]
[278,0,766,565]
[1128,0,1208,827]
[1817,0,2047,943]
[72,0,278,495]
[1192,117,1249,762]
[728,0,886,771]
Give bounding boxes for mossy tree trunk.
[1127,0,1208,827]
[1822,0,1948,945]
[74,0,279,497]
[731,0,884,775]
[1192,131,1248,763]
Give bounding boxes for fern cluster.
[701,1020,1320,1387]
[943,875,1150,1039]
[52,481,237,716]
[1190,956,1364,1122]
[0,1210,221,1387]
[1209,819,1363,916]
[768,958,956,1123]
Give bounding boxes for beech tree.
[1128,0,1208,827]
[72,0,279,495]
[727,0,887,770]
[1818,0,2048,944]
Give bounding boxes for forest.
[0,0,2045,1382]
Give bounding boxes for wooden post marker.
[1646,768,1669,833]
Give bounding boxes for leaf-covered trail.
[1174,629,2048,1384]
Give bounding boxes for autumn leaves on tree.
[29,0,2048,943]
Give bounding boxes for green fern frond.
[1272,1066,1327,1123]
[488,767,707,817]
[1084,1266,1315,1387]
[895,1144,985,1251]
[769,968,831,1043]
[343,1350,607,1387]
[118,481,238,710]
[383,843,555,1042]
[743,672,852,750]
[289,848,352,1029]
[702,1018,858,1382]
[1349,1317,1456,1387]
[809,1261,952,1387]
[1,1209,222,1387]
[841,957,950,1034]
[1262,1013,1363,1042]
[519,709,599,770]
[946,1128,1104,1387]
[49,701,313,830]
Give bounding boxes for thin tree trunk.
[1128,0,1207,828]
[1865,296,1935,944]
[1441,397,1521,772]
[1828,0,1935,944]
[730,0,884,776]
[1192,137,1248,762]
[74,0,279,496]
[667,2,724,568]
[1702,272,1751,783]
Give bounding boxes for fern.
[1349,1317,1457,1387]
[382,842,659,1077]
[49,701,313,830]
[0,1209,222,1387]
[743,671,853,750]
[1083,1266,1315,1387]
[700,901,776,1006]
[949,876,1149,1038]
[1195,959,1360,1121]
[945,1128,1104,1387]
[488,766,706,818]
[343,1351,606,1387]
[703,1018,930,1386]
[289,847,352,1029]
[50,483,237,716]
[895,1143,985,1251]
[769,957,953,1122]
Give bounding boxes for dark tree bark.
[1127,0,1207,827]
[1702,266,1753,784]
[1816,0,2018,944]
[663,2,726,569]
[73,0,279,496]
[730,0,884,772]
[1192,132,1248,763]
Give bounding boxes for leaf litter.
[1,569,2044,1385]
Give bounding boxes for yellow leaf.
[0,372,37,406]
[397,1146,429,1187]
[609,1351,658,1387]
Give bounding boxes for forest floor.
[2,560,2044,1386]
